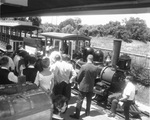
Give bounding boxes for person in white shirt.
[34,57,54,95]
[0,56,18,84]
[51,54,77,100]
[108,75,136,120]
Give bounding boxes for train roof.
[0,20,41,31]
[1,0,150,17]
[40,32,91,41]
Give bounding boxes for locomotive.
[73,39,132,106]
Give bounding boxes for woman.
[34,57,54,95]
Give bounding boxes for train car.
[0,20,42,54]
[40,32,91,58]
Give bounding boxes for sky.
[41,13,150,28]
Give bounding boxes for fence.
[93,46,150,70]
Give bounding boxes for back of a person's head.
[87,54,93,62]
[62,54,69,61]
[54,54,61,61]
[29,55,37,65]
[0,57,9,66]
[126,75,134,82]
[18,51,29,58]
[52,95,68,114]
[6,44,12,50]
[41,57,50,68]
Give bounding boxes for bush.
[130,62,150,87]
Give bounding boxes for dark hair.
[6,44,12,50]
[28,56,36,65]
[126,75,134,82]
[52,95,68,114]
[18,51,29,58]
[41,57,50,68]
[62,54,70,61]
[0,57,9,66]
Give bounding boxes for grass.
[90,36,150,56]
[135,84,150,106]
[90,36,150,106]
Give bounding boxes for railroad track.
[71,88,150,119]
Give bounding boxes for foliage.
[28,16,42,26]
[56,17,150,43]
[124,17,149,42]
[0,17,42,27]
[130,62,150,87]
[2,16,149,42]
[41,22,60,32]
[62,24,74,33]
[58,18,76,30]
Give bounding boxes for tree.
[115,25,131,42]
[61,24,74,33]
[28,16,42,26]
[124,17,148,42]
[103,21,121,36]
[58,18,76,30]
[41,22,56,32]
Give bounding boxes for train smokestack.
[112,39,122,68]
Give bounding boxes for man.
[5,44,14,58]
[52,54,77,101]
[70,54,99,119]
[108,75,136,120]
[23,55,38,83]
[0,57,18,84]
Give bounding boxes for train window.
[55,40,59,48]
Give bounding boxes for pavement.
[61,94,115,120]
[59,93,150,120]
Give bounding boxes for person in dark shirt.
[23,55,38,83]
[5,44,14,59]
[0,57,18,84]
[70,54,99,119]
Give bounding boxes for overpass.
[1,0,150,17]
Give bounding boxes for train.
[72,39,132,104]
[1,20,141,119]
[71,40,142,118]
[0,21,132,100]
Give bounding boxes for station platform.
[60,93,149,120]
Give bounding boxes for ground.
[60,93,149,120]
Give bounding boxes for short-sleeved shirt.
[122,82,135,101]
[51,61,77,84]
[34,71,54,91]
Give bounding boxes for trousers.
[53,81,71,101]
[75,91,93,117]
[108,93,133,120]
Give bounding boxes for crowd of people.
[0,44,136,120]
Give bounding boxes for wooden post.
[43,37,47,56]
